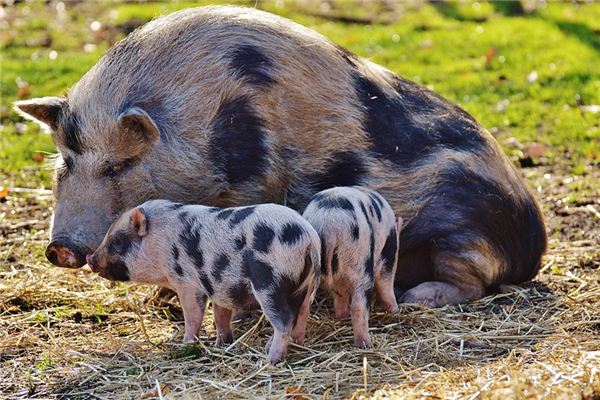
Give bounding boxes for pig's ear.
[116,107,159,157]
[13,96,67,131]
[129,207,147,237]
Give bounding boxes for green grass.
[1,0,598,188]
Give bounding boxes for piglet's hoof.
[182,335,197,344]
[215,332,234,347]
[354,336,372,349]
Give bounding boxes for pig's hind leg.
[350,284,374,348]
[212,303,234,347]
[254,292,295,364]
[290,277,317,346]
[178,289,207,343]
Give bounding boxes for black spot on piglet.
[279,223,304,245]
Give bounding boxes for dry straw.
[0,184,598,399]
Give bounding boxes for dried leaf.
[32,153,45,163]
[138,382,170,399]
[485,47,497,65]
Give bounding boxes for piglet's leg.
[350,287,373,348]
[212,303,234,347]
[332,280,352,319]
[179,289,207,343]
[375,269,399,313]
[291,279,316,345]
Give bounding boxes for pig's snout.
[45,238,88,268]
[85,254,97,272]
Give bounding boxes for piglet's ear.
[129,207,147,237]
[13,96,67,131]
[115,107,159,158]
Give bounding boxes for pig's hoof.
[354,336,372,349]
[383,303,399,313]
[215,333,234,347]
[182,336,196,344]
[291,335,305,346]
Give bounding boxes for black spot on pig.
[107,229,136,256]
[59,111,85,155]
[228,281,254,308]
[104,260,130,282]
[209,95,269,185]
[312,151,367,192]
[359,202,375,280]
[380,228,398,275]
[317,196,355,212]
[268,280,308,330]
[367,194,382,222]
[351,223,360,241]
[172,245,184,277]
[229,206,256,227]
[363,286,374,309]
[243,250,274,291]
[168,202,185,211]
[179,225,204,271]
[398,161,546,287]
[230,45,275,86]
[253,223,275,253]
[212,254,230,283]
[353,73,485,166]
[199,272,214,297]
[217,208,234,220]
[279,223,304,245]
[234,235,247,250]
[320,237,328,274]
[331,249,339,275]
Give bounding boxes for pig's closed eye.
[56,156,74,181]
[103,159,134,178]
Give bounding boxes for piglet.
[87,199,320,364]
[302,186,401,348]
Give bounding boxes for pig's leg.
[374,268,399,313]
[399,281,483,308]
[350,285,373,348]
[212,303,234,347]
[332,278,352,319]
[255,294,292,364]
[179,289,207,343]
[290,279,316,345]
[333,291,351,320]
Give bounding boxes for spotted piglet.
[86,199,320,364]
[302,187,401,348]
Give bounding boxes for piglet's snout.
[86,255,97,272]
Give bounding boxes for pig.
[302,186,401,348]
[14,5,546,307]
[86,199,320,364]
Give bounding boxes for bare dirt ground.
[0,164,598,399]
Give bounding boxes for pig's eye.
[103,159,134,178]
[56,156,74,181]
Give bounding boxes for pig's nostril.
[46,248,59,266]
[45,238,87,268]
